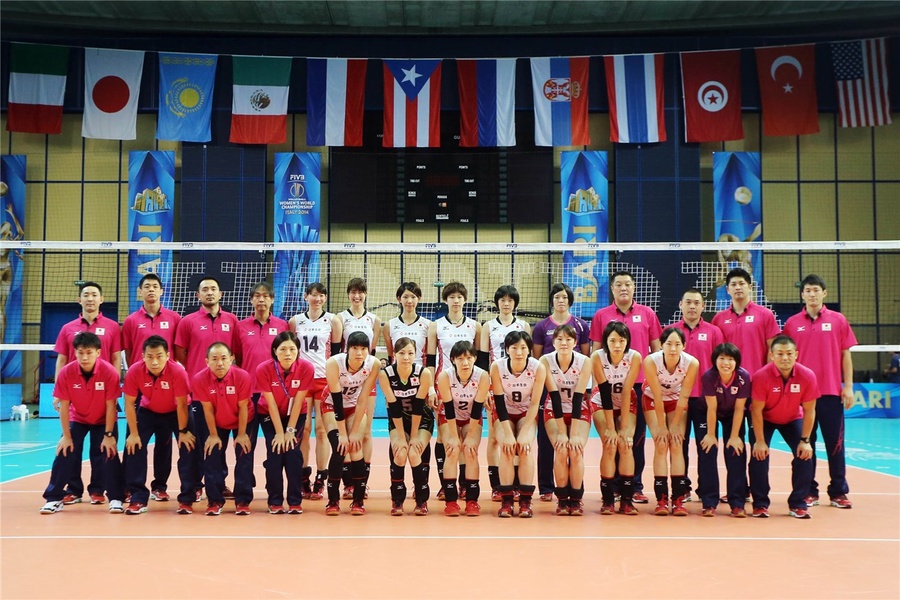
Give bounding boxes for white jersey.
[486,317,530,362]
[496,356,541,416]
[434,316,479,374]
[591,349,641,410]
[388,315,431,365]
[290,311,335,379]
[642,350,695,403]
[340,309,378,349]
[544,351,588,414]
[326,353,377,410]
[444,365,487,422]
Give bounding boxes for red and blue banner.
[561,151,609,317]
[530,57,589,147]
[383,60,442,148]
[0,155,26,378]
[306,58,367,147]
[457,58,516,147]
[604,53,666,143]
[127,151,175,313]
[273,152,321,319]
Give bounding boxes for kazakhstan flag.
[157,52,217,142]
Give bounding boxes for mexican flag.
[230,56,292,144]
[6,43,69,135]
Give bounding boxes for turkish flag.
[680,50,743,142]
[756,44,819,136]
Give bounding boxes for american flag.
[831,37,892,128]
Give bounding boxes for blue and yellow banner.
[846,383,900,418]
[560,151,609,317]
[128,151,175,312]
[273,152,321,319]
[0,155,26,379]
[713,152,762,309]
[157,53,217,142]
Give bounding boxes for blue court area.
[1,416,898,484]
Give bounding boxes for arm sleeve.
[411,397,425,416]
[443,399,456,420]
[571,392,584,418]
[493,394,510,421]
[331,342,343,356]
[549,390,563,419]
[331,391,345,421]
[387,400,403,419]
[476,351,491,371]
[599,381,613,410]
[470,401,484,421]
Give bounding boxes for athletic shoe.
[830,495,852,509]
[789,507,811,519]
[556,500,569,516]
[701,507,716,517]
[619,501,639,516]
[108,500,124,513]
[513,489,521,501]
[436,488,446,500]
[325,502,341,516]
[490,489,502,502]
[176,503,193,515]
[684,494,694,502]
[752,507,769,518]
[205,503,223,516]
[195,489,204,502]
[350,502,366,516]
[342,486,354,500]
[465,501,481,517]
[268,505,285,515]
[223,486,235,500]
[804,494,819,506]
[654,498,670,516]
[301,481,312,500]
[539,493,554,502]
[125,502,147,515]
[518,498,533,518]
[459,488,466,501]
[125,492,132,503]
[497,499,515,518]
[40,501,63,514]
[719,494,728,504]
[444,501,461,517]
[568,500,584,516]
[62,494,82,505]
[287,505,303,515]
[235,504,251,516]
[600,503,615,516]
[310,480,325,501]
[150,489,170,502]
[90,493,106,505]
[614,493,621,503]
[414,502,429,516]
[390,502,404,516]
[731,507,747,518]
[632,491,649,504]
[363,485,369,499]
[672,496,688,517]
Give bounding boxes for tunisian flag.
[756,44,819,136]
[680,50,743,142]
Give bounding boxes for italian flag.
[230,56,292,144]
[6,43,69,135]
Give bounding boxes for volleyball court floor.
[1,418,898,600]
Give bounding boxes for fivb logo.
[289,174,306,198]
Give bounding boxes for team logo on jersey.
[291,380,301,388]
[269,327,279,335]
[724,319,733,324]
[796,326,806,332]
[822,323,832,331]
[745,316,755,323]
[161,322,170,329]
[772,387,781,393]
[138,323,147,329]
[632,315,642,323]
[161,381,170,389]
[226,386,236,394]
[73,383,82,390]
[698,333,707,341]
[731,386,738,394]
[246,331,255,336]
[96,328,106,335]
[790,384,801,393]
[95,382,105,390]
[144,382,153,388]
[411,377,419,385]
[221,324,230,331]
[200,325,208,331]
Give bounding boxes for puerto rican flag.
[530,57,590,146]
[457,58,516,147]
[604,53,666,143]
[383,59,442,147]
[306,58,367,146]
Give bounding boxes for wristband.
[179,427,190,434]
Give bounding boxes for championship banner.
[846,383,900,418]
[273,152,321,319]
[0,155,26,379]
[128,151,175,313]
[560,151,609,317]
[713,152,762,308]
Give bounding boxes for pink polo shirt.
[589,302,662,383]
[237,315,289,392]
[673,319,724,397]
[121,305,182,367]
[751,362,820,425]
[191,366,254,430]
[53,358,122,426]
[123,360,191,414]
[175,308,241,378]
[783,306,857,397]
[712,302,780,376]
[54,312,122,366]
[255,358,315,416]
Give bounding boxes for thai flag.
[530,57,590,146]
[604,53,667,143]
[306,58,367,146]
[383,59,442,147]
[457,59,516,147]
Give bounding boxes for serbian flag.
[306,58,367,147]
[457,59,516,147]
[530,57,589,147]
[604,53,666,143]
[82,48,145,140]
[755,45,819,136]
[680,50,743,142]
[383,60,442,147]
[230,56,292,145]
[7,43,69,135]
[831,38,892,128]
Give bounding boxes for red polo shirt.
[175,308,241,378]
[123,360,191,414]
[54,312,122,366]
[237,314,289,392]
[783,306,857,397]
[673,319,724,396]
[255,358,315,416]
[121,305,182,367]
[751,361,820,425]
[712,302,780,376]
[589,302,662,383]
[191,366,254,430]
[53,358,122,426]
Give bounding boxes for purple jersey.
[700,366,752,419]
